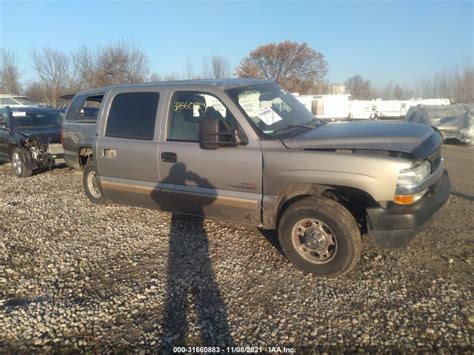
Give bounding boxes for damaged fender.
[406,104,474,145]
[19,135,55,169]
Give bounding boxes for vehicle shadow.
[451,190,474,202]
[35,162,68,175]
[444,138,468,146]
[257,228,283,255]
[152,163,234,351]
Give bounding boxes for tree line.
[344,69,473,102]
[1,40,472,107]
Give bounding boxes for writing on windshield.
[227,83,316,137]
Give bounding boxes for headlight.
[394,161,431,204]
[397,161,430,188]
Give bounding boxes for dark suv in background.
[0,107,64,177]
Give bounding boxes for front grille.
[428,148,442,172]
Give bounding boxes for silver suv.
[65,79,451,277]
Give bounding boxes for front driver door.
[0,109,11,161]
[157,89,262,226]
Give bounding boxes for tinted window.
[106,92,159,140]
[11,110,63,128]
[168,91,237,142]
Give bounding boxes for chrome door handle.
[102,148,117,159]
[161,152,177,163]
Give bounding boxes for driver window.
[167,91,237,142]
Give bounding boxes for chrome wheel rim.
[291,218,337,264]
[12,152,22,176]
[87,170,101,199]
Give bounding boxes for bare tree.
[149,72,162,82]
[163,72,180,81]
[23,82,44,103]
[312,81,329,95]
[344,75,373,100]
[0,48,22,94]
[454,67,474,103]
[31,47,71,107]
[72,41,149,88]
[237,41,328,93]
[201,58,211,79]
[201,54,230,79]
[413,67,473,102]
[94,40,149,86]
[211,54,230,79]
[72,45,95,89]
[183,60,200,79]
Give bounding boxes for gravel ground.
[0,144,472,352]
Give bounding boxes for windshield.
[227,83,320,137]
[11,110,63,128]
[12,97,34,105]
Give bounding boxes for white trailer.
[294,93,450,120]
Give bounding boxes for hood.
[16,126,61,144]
[282,121,442,159]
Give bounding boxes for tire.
[10,148,33,178]
[278,196,362,277]
[83,162,107,204]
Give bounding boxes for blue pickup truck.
[0,106,64,177]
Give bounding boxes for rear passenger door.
[96,88,165,208]
[156,89,262,226]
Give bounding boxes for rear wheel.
[10,148,33,178]
[278,196,362,277]
[83,162,107,204]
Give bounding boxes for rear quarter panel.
[62,121,97,169]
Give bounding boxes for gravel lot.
[0,145,472,352]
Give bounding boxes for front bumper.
[366,170,451,248]
[28,152,64,170]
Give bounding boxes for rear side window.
[106,92,159,140]
[66,93,104,121]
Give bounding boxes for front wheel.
[278,197,362,277]
[83,163,107,204]
[10,148,33,178]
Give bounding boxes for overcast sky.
[1,0,472,86]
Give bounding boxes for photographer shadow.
[153,163,234,351]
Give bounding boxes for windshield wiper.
[304,117,326,126]
[271,118,325,136]
[271,124,313,136]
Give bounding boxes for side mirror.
[199,117,219,150]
